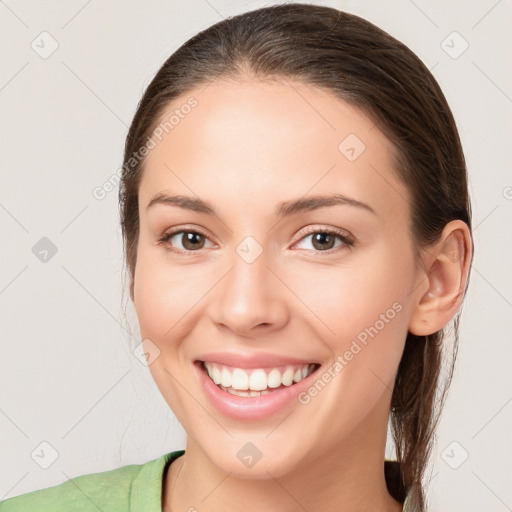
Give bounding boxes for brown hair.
[119,4,472,508]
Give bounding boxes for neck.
[163,407,402,512]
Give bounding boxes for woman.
[0,3,473,511]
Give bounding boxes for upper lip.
[196,351,318,369]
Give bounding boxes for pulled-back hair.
[119,4,472,508]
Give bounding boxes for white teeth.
[231,368,249,390]
[249,369,268,391]
[203,362,317,392]
[267,368,282,388]
[211,364,221,385]
[223,385,272,397]
[220,367,232,388]
[281,367,294,386]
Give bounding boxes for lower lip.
[194,361,319,421]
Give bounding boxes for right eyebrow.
[146,193,215,214]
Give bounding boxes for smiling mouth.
[197,360,320,397]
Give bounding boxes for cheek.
[133,248,182,339]
[290,249,414,401]
[133,246,216,345]
[292,249,413,340]
[132,250,204,416]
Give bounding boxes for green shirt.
[0,450,415,511]
[0,450,185,511]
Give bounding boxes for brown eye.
[310,232,336,251]
[293,228,354,253]
[159,229,214,253]
[180,231,206,250]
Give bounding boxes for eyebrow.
[146,192,376,217]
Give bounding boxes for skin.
[131,77,472,512]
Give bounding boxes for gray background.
[0,0,510,510]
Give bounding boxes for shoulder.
[0,450,184,512]
[0,462,141,512]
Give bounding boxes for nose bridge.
[225,236,274,311]
[211,234,288,333]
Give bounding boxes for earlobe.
[409,220,472,336]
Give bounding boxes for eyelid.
[294,224,353,242]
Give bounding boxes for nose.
[208,241,290,337]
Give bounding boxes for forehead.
[139,78,409,219]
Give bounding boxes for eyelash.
[157,225,355,256]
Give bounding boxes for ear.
[409,220,472,336]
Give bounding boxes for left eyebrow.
[276,194,376,217]
[146,192,376,216]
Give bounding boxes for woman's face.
[133,78,424,478]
